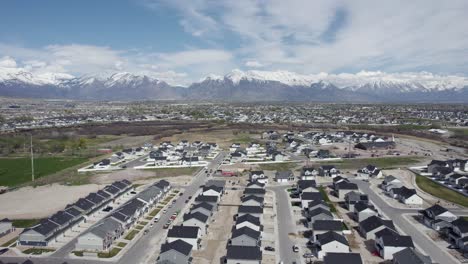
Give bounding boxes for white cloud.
[245,60,264,68]
[0,56,17,68]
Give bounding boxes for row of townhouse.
[157,180,225,264]
[381,176,423,205]
[419,204,468,254]
[225,181,265,264]
[297,180,360,261]
[331,176,359,200]
[75,180,170,252]
[18,180,132,247]
[148,141,218,166]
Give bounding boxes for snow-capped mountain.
[0,67,467,102]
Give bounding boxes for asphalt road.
[270,185,299,264]
[0,152,226,264]
[350,178,465,264]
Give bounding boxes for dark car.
[264,246,275,251]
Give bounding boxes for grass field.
[98,247,121,258]
[124,229,139,240]
[0,157,87,187]
[257,162,300,171]
[416,175,468,207]
[22,248,55,255]
[316,156,423,170]
[117,242,127,248]
[12,219,41,228]
[230,133,256,144]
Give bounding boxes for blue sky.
[0,0,467,85]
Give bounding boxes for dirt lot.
[0,183,101,219]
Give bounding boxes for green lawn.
[98,247,121,258]
[257,162,300,171]
[149,208,161,217]
[12,219,41,228]
[124,229,140,240]
[230,133,256,144]
[22,248,55,255]
[318,186,337,213]
[116,242,127,248]
[416,175,468,207]
[0,157,87,186]
[317,156,423,170]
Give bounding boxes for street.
[270,185,299,264]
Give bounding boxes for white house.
[167,226,201,250]
[315,231,350,259]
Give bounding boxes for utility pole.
[30,134,34,182]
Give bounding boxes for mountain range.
[1,68,467,102]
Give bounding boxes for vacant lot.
[416,175,468,207]
[0,157,87,187]
[257,162,301,171]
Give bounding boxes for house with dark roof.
[354,202,377,222]
[238,206,263,218]
[18,219,60,246]
[167,226,201,250]
[301,167,318,180]
[344,191,368,211]
[226,245,262,264]
[323,252,363,264]
[246,181,265,189]
[154,180,171,193]
[190,202,215,217]
[306,200,330,213]
[392,247,432,264]
[230,226,261,247]
[156,239,192,264]
[301,191,323,209]
[389,186,423,205]
[297,180,317,192]
[194,195,218,205]
[275,170,294,183]
[314,231,350,259]
[448,218,468,251]
[307,208,334,227]
[235,214,261,232]
[419,204,457,231]
[312,220,343,241]
[183,212,209,234]
[243,188,266,197]
[359,216,396,240]
[110,199,146,228]
[249,171,267,184]
[375,234,414,260]
[202,185,224,198]
[158,239,193,264]
[334,181,359,200]
[241,195,264,207]
[427,160,451,174]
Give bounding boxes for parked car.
[292,245,299,252]
[163,221,171,229]
[154,216,160,222]
[162,209,167,214]
[143,229,149,235]
[264,246,275,251]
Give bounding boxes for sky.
[1,0,468,85]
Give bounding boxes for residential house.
[190,202,215,217]
[238,206,263,218]
[315,231,350,259]
[319,165,340,177]
[307,208,334,227]
[249,171,268,184]
[226,245,262,264]
[235,214,261,232]
[158,239,193,264]
[312,220,343,242]
[246,181,265,190]
[335,181,359,200]
[448,218,468,251]
[344,191,368,211]
[275,170,294,183]
[375,234,414,260]
[243,188,266,198]
[359,216,396,240]
[392,247,432,264]
[301,191,323,209]
[419,204,457,231]
[297,180,317,193]
[75,218,124,251]
[167,226,201,250]
[241,195,264,207]
[230,226,261,247]
[183,212,209,234]
[354,202,377,222]
[301,167,318,180]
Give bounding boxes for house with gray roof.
[392,247,432,264]
[183,212,209,234]
[230,227,261,247]
[167,226,201,250]
[75,218,124,251]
